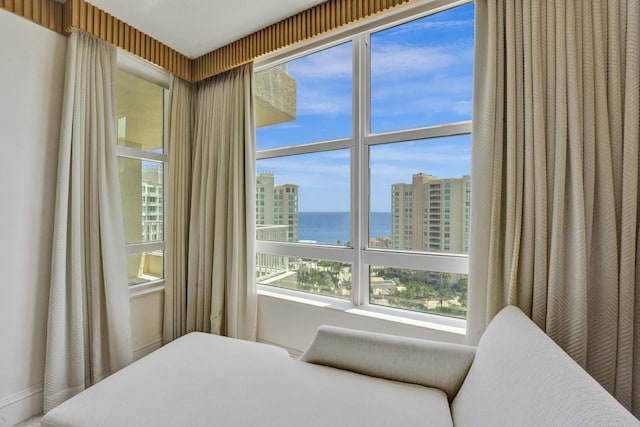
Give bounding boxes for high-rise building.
[392,173,470,254]
[256,172,299,242]
[256,172,299,279]
[141,163,164,242]
[256,172,275,225]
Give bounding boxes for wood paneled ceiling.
[87,0,328,59]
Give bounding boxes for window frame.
[116,50,170,291]
[255,0,472,332]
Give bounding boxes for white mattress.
[42,332,452,427]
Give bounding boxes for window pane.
[116,70,165,153]
[256,42,352,149]
[370,266,467,318]
[257,150,350,245]
[369,135,470,254]
[370,3,474,133]
[118,158,164,244]
[258,254,351,299]
[127,250,164,285]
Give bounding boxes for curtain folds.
[44,30,132,413]
[164,64,257,342]
[164,75,193,343]
[471,0,640,415]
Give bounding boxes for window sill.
[257,285,466,336]
[129,281,165,299]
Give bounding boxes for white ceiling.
[87,0,328,59]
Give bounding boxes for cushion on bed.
[300,324,475,400]
[451,306,640,427]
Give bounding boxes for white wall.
[0,10,66,427]
[130,288,164,360]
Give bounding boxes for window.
[255,1,473,320]
[115,61,168,287]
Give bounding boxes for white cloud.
[272,122,303,129]
[258,153,350,189]
[370,72,473,122]
[371,44,473,77]
[291,49,353,115]
[450,100,472,116]
[288,43,352,80]
[371,45,457,76]
[297,89,351,116]
[369,141,471,184]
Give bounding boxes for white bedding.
[42,332,452,427]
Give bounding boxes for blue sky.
[257,2,474,212]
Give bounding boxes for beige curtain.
[44,30,132,412]
[164,75,193,343]
[164,64,257,342]
[470,0,640,415]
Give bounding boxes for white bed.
[42,332,452,427]
[43,309,640,426]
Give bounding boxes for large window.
[255,1,473,320]
[115,64,168,287]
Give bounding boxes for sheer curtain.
[44,30,132,412]
[164,64,257,342]
[470,0,640,415]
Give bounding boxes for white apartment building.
[141,164,164,242]
[256,172,299,279]
[392,173,470,254]
[256,172,299,243]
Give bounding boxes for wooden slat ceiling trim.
[63,0,191,81]
[0,0,191,81]
[2,0,418,82]
[0,0,64,33]
[192,0,418,81]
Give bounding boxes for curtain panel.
[470,0,640,415]
[44,30,132,412]
[164,64,257,342]
[164,75,193,343]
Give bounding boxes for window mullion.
[351,35,361,306]
[353,33,370,307]
[362,249,469,275]
[125,241,166,255]
[364,121,472,147]
[360,32,373,307]
[116,145,166,162]
[162,88,169,276]
[256,138,352,160]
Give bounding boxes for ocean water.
[298,212,391,245]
